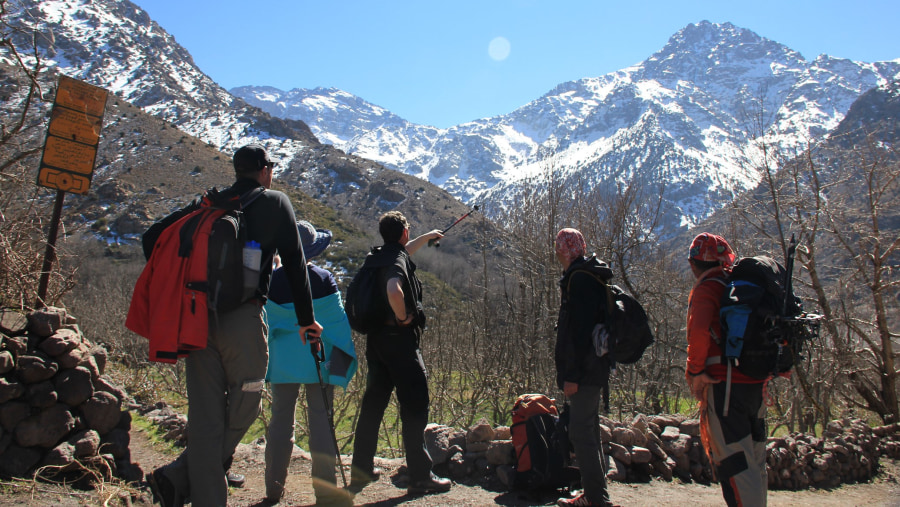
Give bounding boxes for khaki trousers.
[163,302,269,507]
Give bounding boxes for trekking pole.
[428,204,479,247]
[310,337,348,488]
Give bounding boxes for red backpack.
[126,187,264,363]
[510,394,576,490]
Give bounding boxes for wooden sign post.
[35,75,109,306]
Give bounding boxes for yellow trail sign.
[37,75,109,194]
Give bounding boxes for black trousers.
[351,325,433,481]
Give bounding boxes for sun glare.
[488,36,511,61]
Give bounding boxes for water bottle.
[242,240,262,292]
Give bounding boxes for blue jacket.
[265,290,357,388]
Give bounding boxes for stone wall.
[423,412,900,492]
[0,307,141,485]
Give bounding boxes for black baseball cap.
[233,144,275,173]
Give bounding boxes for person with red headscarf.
[553,228,617,507]
[686,233,767,507]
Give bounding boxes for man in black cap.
[146,144,323,507]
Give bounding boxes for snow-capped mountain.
[4,0,318,171]
[233,21,900,229]
[6,0,898,233]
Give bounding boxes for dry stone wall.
[0,307,141,485]
[420,412,900,492]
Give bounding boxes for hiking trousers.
[351,326,433,482]
[265,382,337,501]
[162,302,269,507]
[706,381,767,507]
[568,384,611,505]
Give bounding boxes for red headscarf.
[689,233,735,269]
[555,228,587,264]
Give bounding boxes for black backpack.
[345,247,391,334]
[719,255,804,379]
[569,260,654,364]
[143,186,265,314]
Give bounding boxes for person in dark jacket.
[554,228,615,507]
[347,211,451,497]
[145,144,323,507]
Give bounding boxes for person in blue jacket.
[264,221,357,506]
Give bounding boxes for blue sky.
[135,0,899,129]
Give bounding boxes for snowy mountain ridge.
[6,0,899,231]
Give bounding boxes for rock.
[493,425,510,440]
[660,426,681,440]
[0,350,14,373]
[612,426,635,446]
[449,430,466,450]
[598,423,612,443]
[26,307,67,338]
[425,423,453,465]
[663,434,692,458]
[467,422,495,443]
[630,427,648,447]
[646,439,668,460]
[0,444,42,477]
[608,441,631,465]
[0,401,31,431]
[17,354,59,383]
[55,366,94,406]
[71,429,101,458]
[448,455,470,478]
[0,381,23,407]
[15,403,76,448]
[652,457,675,481]
[0,309,28,335]
[609,457,627,482]
[631,446,652,464]
[81,391,122,435]
[41,441,78,473]
[38,328,81,357]
[486,440,514,466]
[91,345,108,375]
[26,380,58,408]
[679,419,701,437]
[55,343,90,370]
[4,336,28,357]
[101,428,131,460]
[467,441,490,453]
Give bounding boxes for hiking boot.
[226,471,245,488]
[557,493,620,507]
[146,468,184,507]
[346,466,381,495]
[407,473,451,495]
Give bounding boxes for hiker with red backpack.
[143,145,323,507]
[686,233,767,507]
[264,222,357,506]
[553,228,616,507]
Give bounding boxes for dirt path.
[1,425,899,506]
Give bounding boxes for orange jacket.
[126,208,221,363]
[686,267,760,383]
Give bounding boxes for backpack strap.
[239,187,266,209]
[567,269,615,320]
